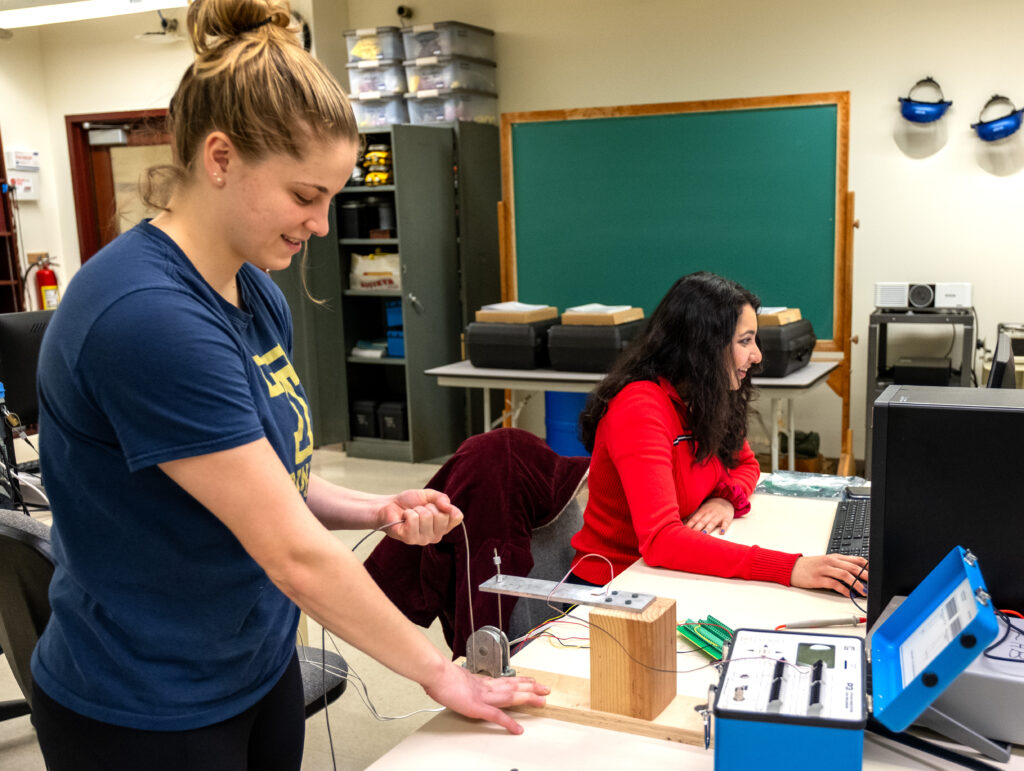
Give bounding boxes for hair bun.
[187,0,292,55]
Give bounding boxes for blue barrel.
[544,391,590,457]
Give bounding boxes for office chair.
[0,509,347,723]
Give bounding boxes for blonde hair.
[143,0,357,209]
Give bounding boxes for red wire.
[999,609,1023,618]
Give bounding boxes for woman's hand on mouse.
[422,662,550,734]
[790,554,868,596]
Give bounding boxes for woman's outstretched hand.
[790,554,868,596]
[422,662,549,734]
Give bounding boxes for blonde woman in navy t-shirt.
[570,272,868,594]
[30,2,546,768]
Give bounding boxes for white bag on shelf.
[350,251,401,291]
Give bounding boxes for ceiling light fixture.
[0,0,186,30]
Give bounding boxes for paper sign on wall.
[5,149,40,171]
[8,172,39,201]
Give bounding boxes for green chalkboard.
[503,94,850,345]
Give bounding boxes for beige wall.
[0,27,58,277]
[4,0,1024,459]
[346,0,1024,460]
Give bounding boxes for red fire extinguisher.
[34,256,61,310]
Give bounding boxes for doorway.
[66,110,171,264]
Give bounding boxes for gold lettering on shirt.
[252,345,313,484]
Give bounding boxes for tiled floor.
[0,445,449,770]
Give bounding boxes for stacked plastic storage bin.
[401,21,498,125]
[384,298,404,358]
[344,26,409,128]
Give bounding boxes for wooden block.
[511,665,706,746]
[474,306,558,323]
[561,307,645,326]
[757,308,802,326]
[589,597,677,721]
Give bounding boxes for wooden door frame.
[66,109,169,264]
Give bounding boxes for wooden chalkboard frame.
[498,92,856,468]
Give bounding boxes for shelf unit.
[864,308,975,476]
[0,130,26,313]
[276,122,500,462]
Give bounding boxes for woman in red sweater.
[570,272,867,595]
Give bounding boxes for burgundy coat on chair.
[363,428,589,658]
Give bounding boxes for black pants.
[31,651,305,771]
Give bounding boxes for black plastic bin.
[756,319,816,377]
[377,401,408,441]
[465,319,558,369]
[352,400,379,437]
[547,319,646,373]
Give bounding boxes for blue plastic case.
[870,545,1000,732]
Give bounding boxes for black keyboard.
[826,497,870,559]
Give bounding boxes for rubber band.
[240,16,273,32]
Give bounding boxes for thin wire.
[983,611,1024,664]
[19,434,37,455]
[320,627,337,771]
[542,553,615,617]
[321,630,445,720]
[461,521,474,636]
[492,547,502,632]
[351,518,404,551]
[848,561,868,614]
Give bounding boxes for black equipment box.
[377,401,408,441]
[352,400,379,437]
[466,319,558,369]
[547,319,646,373]
[757,319,816,377]
[894,356,951,386]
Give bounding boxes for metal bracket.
[478,574,656,612]
[463,625,515,678]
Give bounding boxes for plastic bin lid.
[347,58,403,69]
[404,87,497,100]
[344,26,400,35]
[869,545,1000,733]
[402,54,497,67]
[406,20,494,36]
[351,91,406,102]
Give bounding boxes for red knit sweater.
[570,378,801,585]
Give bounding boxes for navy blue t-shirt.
[31,220,313,730]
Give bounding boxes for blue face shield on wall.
[898,77,952,124]
[971,95,1024,142]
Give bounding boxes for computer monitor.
[868,384,1024,627]
[0,309,53,428]
[986,331,1017,388]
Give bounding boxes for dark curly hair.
[578,271,760,466]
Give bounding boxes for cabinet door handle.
[407,293,423,313]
